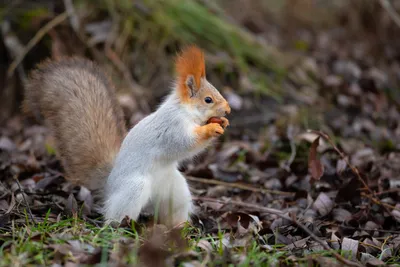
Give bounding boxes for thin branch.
[186,176,295,196]
[193,196,286,215]
[375,188,400,195]
[309,130,395,216]
[193,197,363,267]
[361,192,400,211]
[7,12,68,77]
[2,21,28,82]
[378,0,400,29]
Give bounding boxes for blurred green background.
[1,0,399,145]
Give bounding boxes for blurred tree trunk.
[0,35,21,126]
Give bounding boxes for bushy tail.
[24,57,127,192]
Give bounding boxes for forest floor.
[1,1,400,266]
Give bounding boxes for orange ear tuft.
[175,45,206,100]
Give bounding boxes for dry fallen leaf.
[341,237,359,260]
[336,158,347,174]
[308,136,325,181]
[360,253,385,266]
[312,192,334,217]
[66,193,78,217]
[0,136,16,152]
[332,208,352,223]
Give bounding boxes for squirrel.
[23,45,231,227]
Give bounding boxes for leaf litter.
[1,1,400,266]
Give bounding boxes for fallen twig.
[361,192,400,211]
[186,176,295,196]
[193,196,363,267]
[379,0,400,29]
[7,12,68,78]
[309,130,395,216]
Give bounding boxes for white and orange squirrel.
[23,45,231,226]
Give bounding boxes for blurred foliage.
[95,0,287,98]
[1,0,288,99]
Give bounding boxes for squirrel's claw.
[220,117,229,129]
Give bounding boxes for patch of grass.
[238,241,288,266]
[0,214,140,266]
[3,215,397,266]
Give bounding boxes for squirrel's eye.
[204,97,213,104]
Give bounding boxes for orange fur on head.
[175,45,206,101]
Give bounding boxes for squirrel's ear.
[175,45,205,101]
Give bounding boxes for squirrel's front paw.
[195,123,225,142]
[208,123,224,137]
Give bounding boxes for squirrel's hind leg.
[103,177,151,224]
[154,170,193,227]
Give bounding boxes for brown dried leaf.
[361,253,385,266]
[221,212,253,229]
[341,237,359,260]
[0,214,10,227]
[50,243,73,256]
[331,232,340,250]
[138,226,172,267]
[66,193,78,217]
[284,237,310,250]
[336,158,347,173]
[362,238,381,254]
[208,163,243,182]
[309,239,329,251]
[311,257,341,267]
[206,185,229,198]
[0,136,16,152]
[391,204,400,223]
[312,192,334,217]
[79,247,102,264]
[0,200,9,211]
[332,208,352,223]
[308,137,324,181]
[196,239,213,253]
[35,175,62,189]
